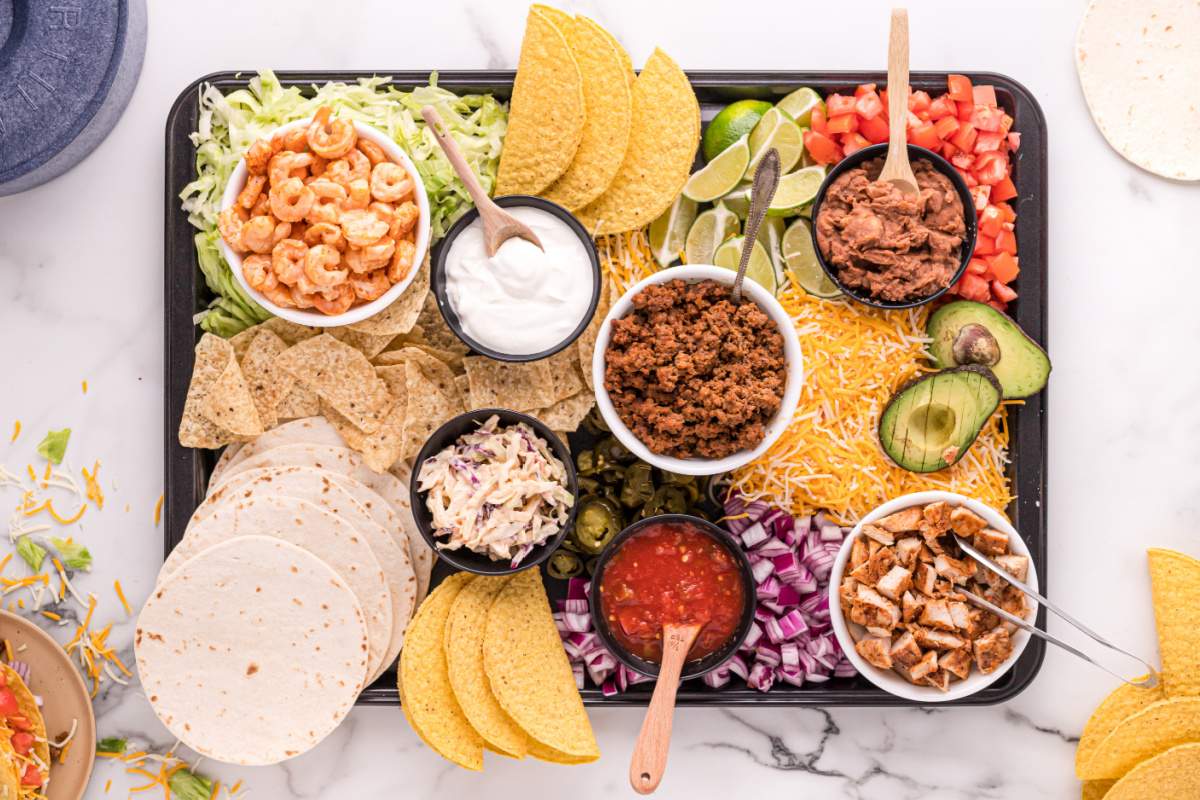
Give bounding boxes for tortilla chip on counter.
[483,569,599,762]
[1075,676,1164,777]
[275,383,320,421]
[1077,696,1200,779]
[329,327,395,360]
[1147,547,1200,697]
[179,334,241,448]
[413,293,471,357]
[444,576,529,759]
[261,316,319,346]
[400,573,484,770]
[535,390,595,432]
[345,254,431,337]
[495,6,585,196]
[464,357,556,412]
[1103,742,1200,800]
[576,48,700,235]
[239,328,293,430]
[276,334,394,435]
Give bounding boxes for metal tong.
[954,535,1159,689]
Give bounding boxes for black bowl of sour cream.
[430,195,602,362]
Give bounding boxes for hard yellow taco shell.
[1074,675,1163,777]
[0,665,47,797]
[0,725,21,800]
[1105,742,1200,799]
[1148,548,1200,697]
[1077,696,1200,779]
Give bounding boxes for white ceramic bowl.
[591,265,804,476]
[218,117,431,327]
[828,490,1038,703]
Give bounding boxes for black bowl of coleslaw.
[409,408,579,575]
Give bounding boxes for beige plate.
[0,610,96,799]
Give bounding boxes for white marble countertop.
[1,0,1196,797]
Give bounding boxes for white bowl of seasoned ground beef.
[592,265,803,476]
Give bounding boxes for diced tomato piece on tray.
[991,279,1019,303]
[967,258,989,275]
[859,114,890,143]
[974,233,996,256]
[970,185,992,212]
[908,90,932,113]
[957,273,991,302]
[854,83,877,97]
[951,152,975,170]
[810,105,827,134]
[972,84,997,106]
[948,74,974,103]
[910,122,940,150]
[979,204,1004,237]
[934,115,960,140]
[827,93,857,117]
[951,122,978,152]
[826,113,858,135]
[988,252,1020,283]
[974,131,1006,153]
[990,175,1018,202]
[1007,132,1022,151]
[841,132,871,155]
[803,130,841,164]
[974,151,1009,185]
[970,105,1005,132]
[855,91,884,119]
[994,228,1018,255]
[929,95,957,120]
[957,100,975,121]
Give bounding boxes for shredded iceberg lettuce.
[180,70,507,336]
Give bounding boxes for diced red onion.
[563,598,589,615]
[776,584,801,608]
[777,609,809,640]
[764,616,786,645]
[756,575,781,602]
[739,521,768,549]
[759,599,785,615]
[820,524,843,542]
[562,632,597,659]
[747,662,776,692]
[755,642,782,667]
[601,678,619,697]
[834,658,858,678]
[566,578,589,601]
[741,620,763,650]
[778,665,806,687]
[572,662,585,690]
[561,611,591,633]
[585,649,617,685]
[725,653,750,680]
[780,642,801,668]
[750,558,775,585]
[744,500,769,521]
[702,667,731,689]
[753,536,792,558]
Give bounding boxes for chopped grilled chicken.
[912,625,965,650]
[949,506,988,537]
[849,601,868,626]
[876,506,925,533]
[964,606,988,638]
[894,537,922,567]
[998,584,1027,620]
[902,591,925,623]
[855,636,894,669]
[949,601,971,630]
[919,598,957,631]
[849,537,869,570]
[934,553,974,584]
[867,538,882,557]
[890,630,923,667]
[921,501,952,537]
[972,527,1010,556]
[973,627,1013,674]
[933,577,954,597]
[940,647,973,680]
[861,523,896,546]
[994,554,1029,583]
[856,584,901,631]
[908,649,939,681]
[924,669,951,692]
[876,565,914,601]
[913,562,938,595]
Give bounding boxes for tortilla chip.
[1148,548,1200,696]
[346,254,431,336]
[1105,743,1200,800]
[495,6,585,196]
[455,375,471,404]
[276,334,394,434]
[239,329,293,430]
[198,335,263,436]
[179,334,238,448]
[541,15,633,211]
[576,48,700,235]
[533,390,595,432]
[1076,676,1165,778]
[464,357,555,411]
[483,569,599,761]
[1081,781,1115,800]
[275,383,320,420]
[577,279,614,390]
[261,317,320,346]
[399,573,484,770]
[445,576,529,759]
[392,360,464,461]
[328,327,395,360]
[0,663,49,789]
[415,293,471,356]
[229,325,259,360]
[543,348,585,403]
[1078,697,1200,779]
[322,389,407,473]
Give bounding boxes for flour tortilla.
[214,442,434,602]
[210,416,346,488]
[208,442,244,487]
[136,536,368,765]
[162,494,391,679]
[186,466,416,681]
[1076,0,1200,180]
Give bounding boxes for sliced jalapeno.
[572,496,623,554]
[547,550,583,579]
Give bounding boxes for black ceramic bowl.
[808,143,977,310]
[430,195,602,363]
[409,408,579,575]
[588,514,756,681]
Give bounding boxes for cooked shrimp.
[304,244,349,288]
[250,193,271,218]
[271,239,309,285]
[341,178,371,211]
[350,269,391,302]
[357,139,386,166]
[288,221,308,242]
[271,220,293,247]
[370,162,414,203]
[303,221,346,251]
[306,106,357,159]
[345,238,395,273]
[387,236,416,282]
[344,148,370,182]
[240,216,278,254]
[310,154,328,178]
[340,209,389,248]
[242,254,277,292]
[369,201,394,225]
[237,175,266,209]
[288,284,315,309]
[261,282,298,308]
[389,201,420,239]
[244,139,276,176]
[268,151,314,187]
[269,178,316,223]
[310,282,356,316]
[218,207,249,252]
[282,127,309,153]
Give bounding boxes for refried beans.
[603,279,786,460]
[815,157,966,303]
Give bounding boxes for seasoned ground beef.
[604,279,787,459]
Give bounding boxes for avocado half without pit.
[878,366,1002,473]
[927,301,1051,399]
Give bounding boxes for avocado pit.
[951,323,1001,367]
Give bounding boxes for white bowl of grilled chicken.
[828,491,1038,703]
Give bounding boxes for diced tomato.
[966,258,989,275]
[934,115,960,140]
[7,716,30,732]
[974,233,997,256]
[970,185,992,212]
[989,252,1021,283]
[827,93,857,117]
[803,130,841,164]
[988,299,1009,312]
[970,105,1005,133]
[10,731,33,756]
[1007,132,1022,151]
[928,95,957,120]
[841,132,871,155]
[951,152,975,170]
[947,74,974,103]
[20,765,41,788]
[1000,114,1014,134]
[859,114,890,144]
[907,110,923,129]
[974,151,1009,185]
[0,689,18,717]
[810,105,827,135]
[995,202,1016,223]
[959,168,979,188]
[991,175,1018,202]
[854,83,877,97]
[910,122,940,150]
[980,204,1004,237]
[941,142,959,159]
[974,131,1006,153]
[991,279,1019,303]
[854,91,884,120]
[951,122,978,152]
[994,228,1018,255]
[826,113,858,135]
[908,90,932,113]
[957,100,975,121]
[972,84,998,106]
[958,273,991,302]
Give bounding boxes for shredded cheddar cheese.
[597,230,657,294]
[81,380,88,395]
[153,494,164,527]
[114,580,131,616]
[8,422,18,443]
[81,461,104,510]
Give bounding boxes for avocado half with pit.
[926,301,1051,399]
[879,366,1002,473]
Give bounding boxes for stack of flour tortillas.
[136,417,433,765]
[1076,0,1200,180]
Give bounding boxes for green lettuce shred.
[180,69,507,336]
[16,536,46,572]
[96,737,128,754]
[36,428,70,464]
[49,537,92,571]
[168,768,214,800]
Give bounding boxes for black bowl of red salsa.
[589,514,755,680]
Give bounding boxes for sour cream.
[444,205,594,356]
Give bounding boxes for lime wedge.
[713,236,778,295]
[755,216,787,285]
[746,108,804,175]
[719,183,753,218]
[648,194,698,268]
[776,87,824,127]
[783,218,840,298]
[683,134,750,203]
[768,166,826,217]
[703,99,772,162]
[684,203,741,265]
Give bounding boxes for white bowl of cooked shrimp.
[216,107,431,326]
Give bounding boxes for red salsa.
[599,522,745,663]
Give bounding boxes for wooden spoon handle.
[421,105,495,211]
[886,8,910,163]
[629,624,700,795]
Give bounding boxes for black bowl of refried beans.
[811,143,976,309]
